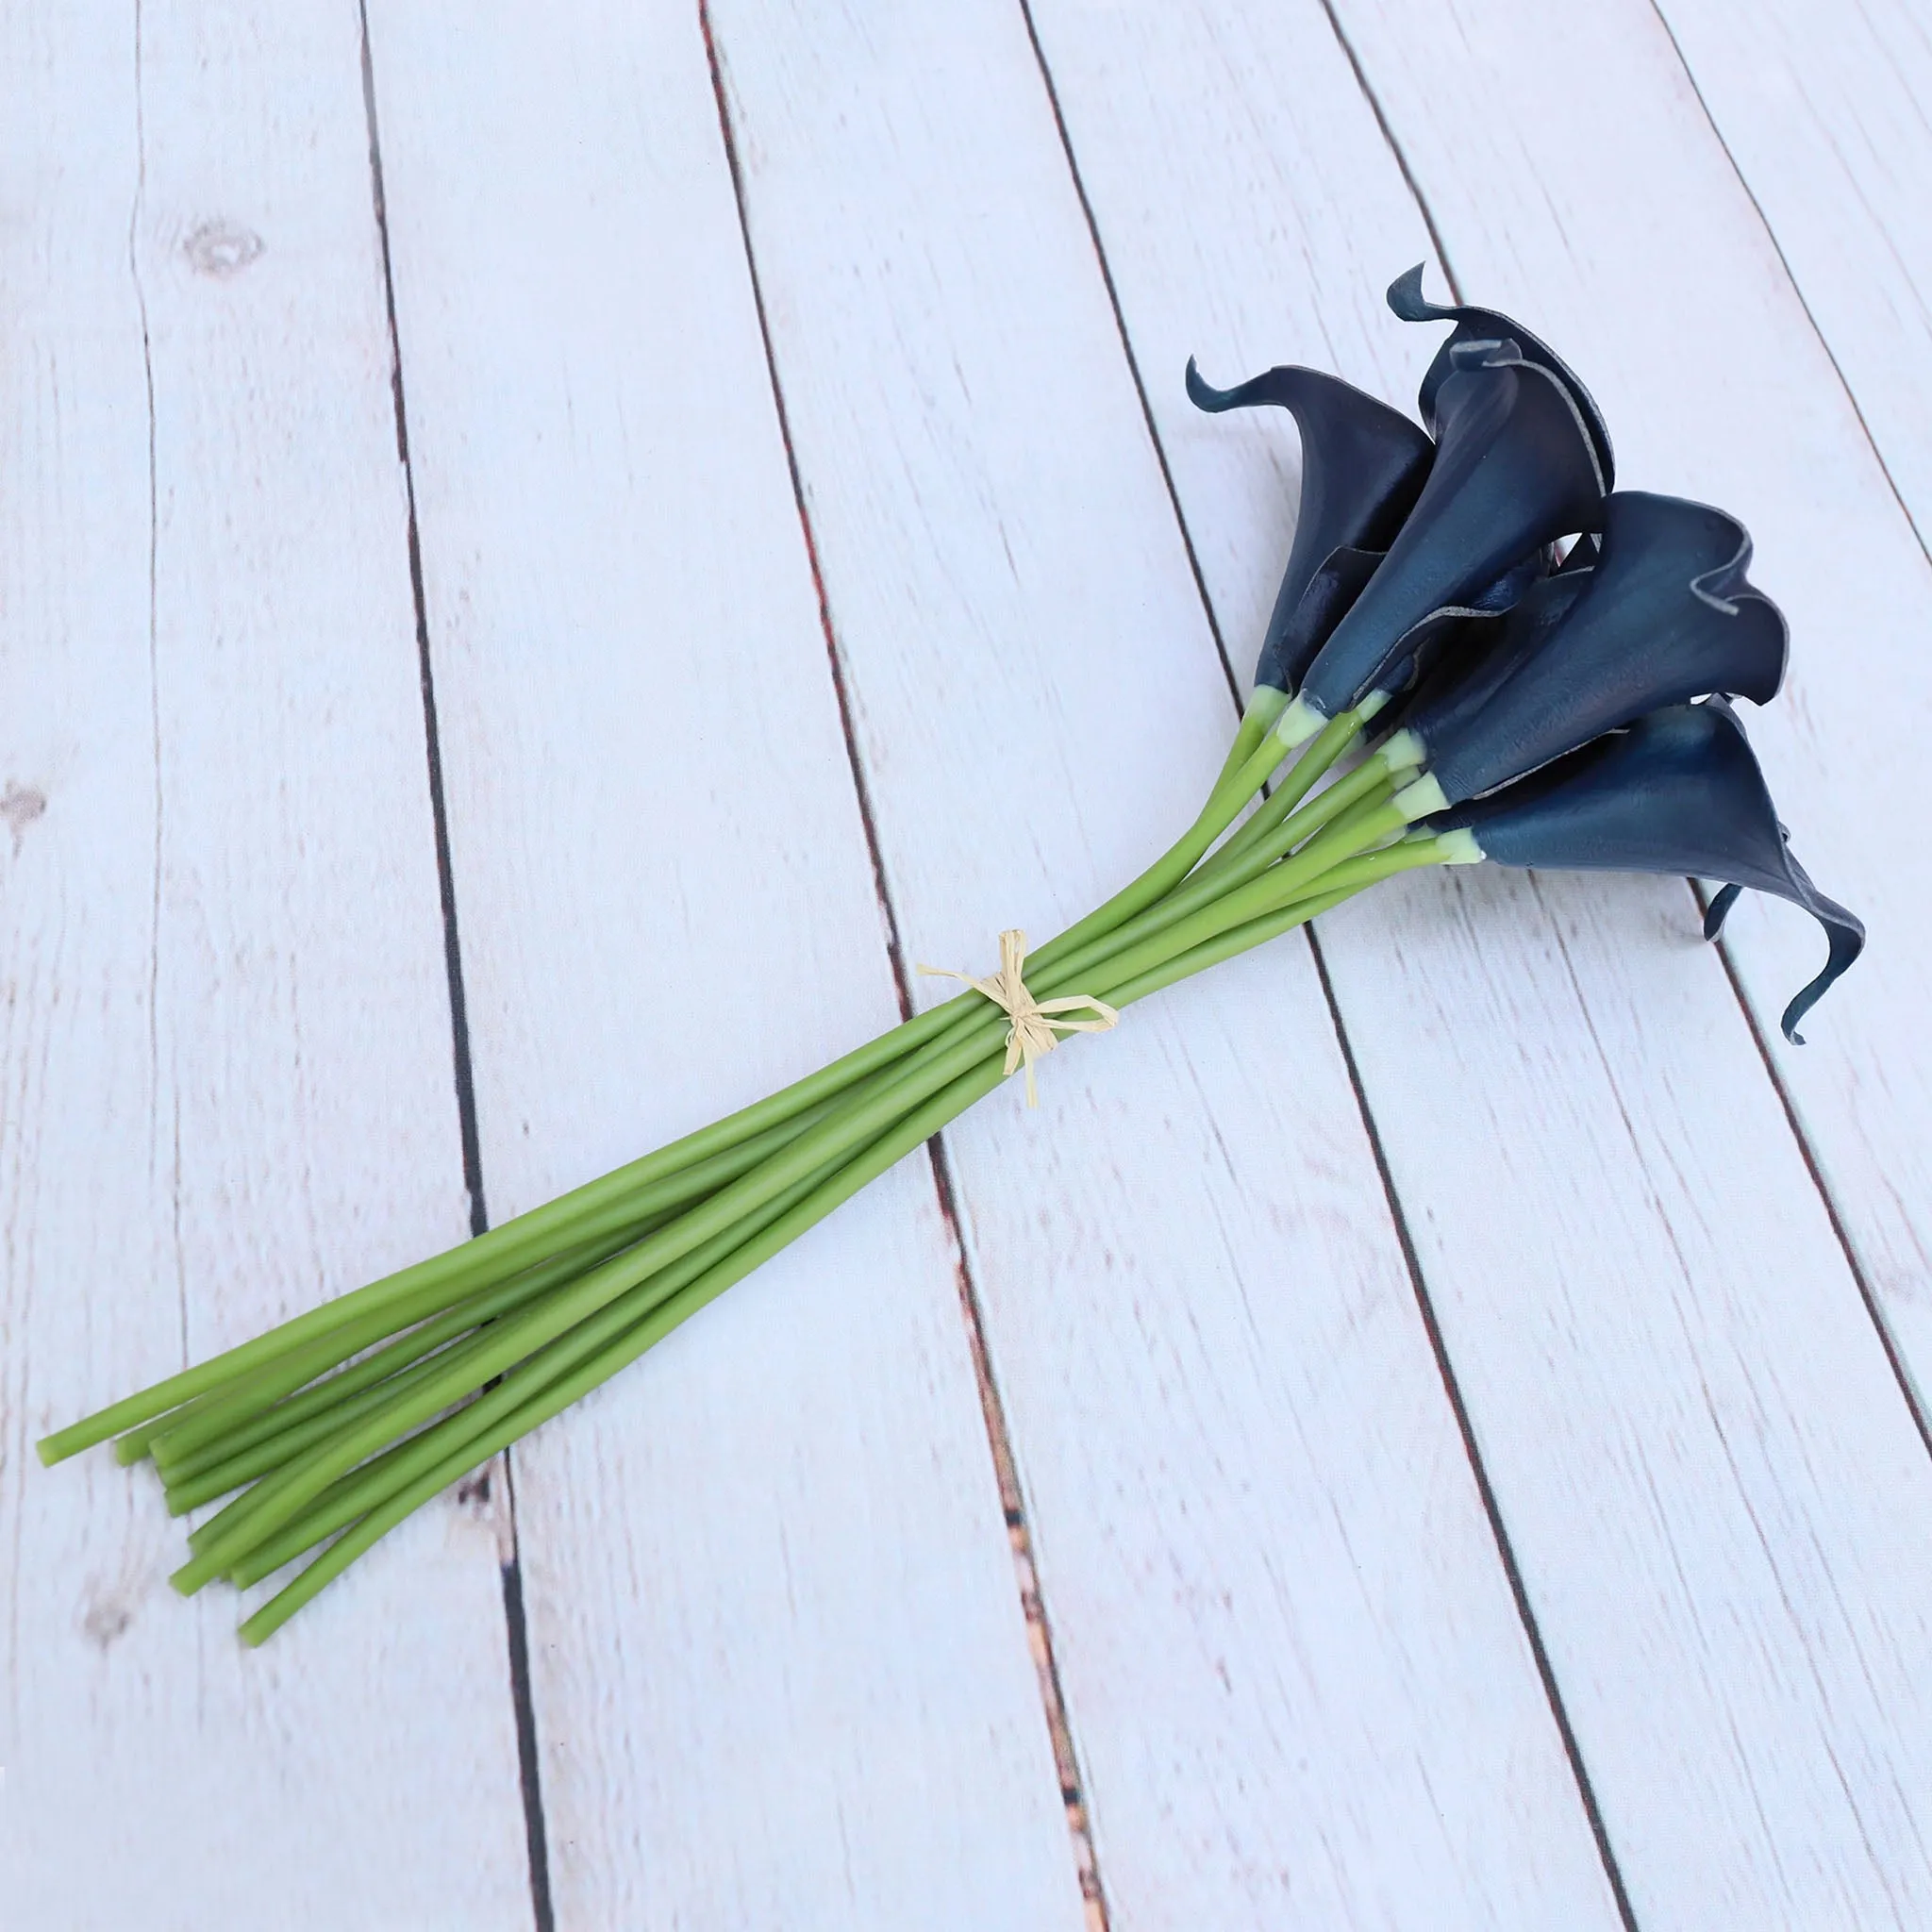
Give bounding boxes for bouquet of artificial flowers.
[41,269,1860,1643]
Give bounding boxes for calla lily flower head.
[1185,361,1433,695]
[1291,334,1607,728]
[1386,263,1616,491]
[1426,698,1861,1041]
[1402,491,1789,806]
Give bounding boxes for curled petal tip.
[1185,358,1239,413]
[1390,272,1615,491]
[1386,263,1433,321]
[1703,881,1743,941]
[1774,863,1864,1045]
[1188,361,1432,694]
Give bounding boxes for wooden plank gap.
[1302,924,1643,1932]
[923,1134,1112,1932]
[700,8,1112,1923]
[357,8,554,1926]
[696,0,913,1017]
[1311,0,1464,304]
[356,0,489,1241]
[130,0,182,1372]
[1014,0,1235,693]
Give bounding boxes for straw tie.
[918,928,1120,1106]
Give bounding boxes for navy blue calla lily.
[1427,698,1862,1041]
[1294,338,1607,723]
[1388,263,1616,491]
[1185,361,1434,692]
[1409,491,1789,805]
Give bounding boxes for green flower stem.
[233,843,1457,1644]
[1302,796,1411,864]
[1100,882,1357,1006]
[144,1225,636,1474]
[1022,728,1297,977]
[151,1277,575,1486]
[78,1086,868,1474]
[199,817,1429,1569]
[1318,776,1400,844]
[170,996,1037,1595]
[1096,834,1465,1012]
[218,1422,446,1581]
[223,1144,860,1589]
[1217,709,1272,788]
[1192,708,1364,879]
[61,711,1400,1502]
[1034,776,1412,993]
[35,995,987,1467]
[162,1321,515,1513]
[46,711,1348,1475]
[734,747,1303,1121]
[235,1048,1019,1645]
[1214,686,1291,789]
[147,1230,647,1481]
[227,829,1480,1641]
[207,849,1346,1573]
[148,1058,943,1480]
[875,716,1361,1079]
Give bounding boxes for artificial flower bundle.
[40,270,1861,1642]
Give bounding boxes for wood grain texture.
[1656,0,1932,545]
[708,2,1627,1924]
[1033,0,1932,1919]
[0,2,532,1924]
[360,3,1091,1926]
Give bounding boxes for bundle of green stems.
[39,702,1474,1643]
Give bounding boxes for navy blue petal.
[1388,264,1615,491]
[1467,544,1557,612]
[1423,491,1789,805]
[1372,546,1560,700]
[1186,359,1433,692]
[1280,543,1384,676]
[1430,700,1862,1041]
[1396,567,1596,751]
[1298,339,1607,717]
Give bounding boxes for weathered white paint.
[707,2,1626,1924]
[0,2,532,1924]
[360,3,1090,1926]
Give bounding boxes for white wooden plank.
[1656,0,1932,544]
[0,1,532,1924]
[1031,0,1932,1919]
[358,4,1091,1926]
[707,3,1627,1925]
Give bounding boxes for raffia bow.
[917,928,1120,1107]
